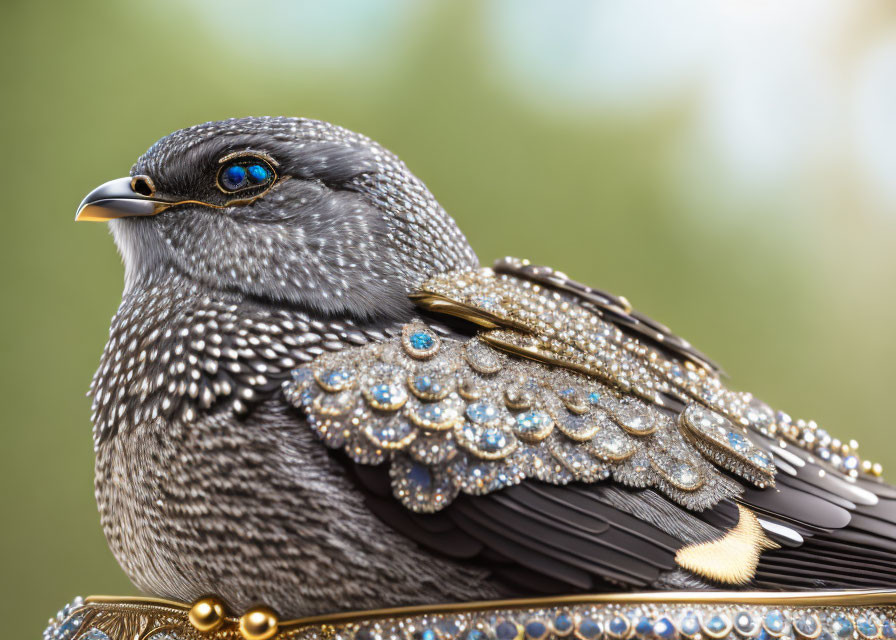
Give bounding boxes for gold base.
[43,590,896,640]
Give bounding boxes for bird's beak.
[75,176,172,222]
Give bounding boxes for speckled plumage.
[90,272,401,445]
[96,398,501,615]
[87,117,896,619]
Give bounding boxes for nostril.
[131,176,155,197]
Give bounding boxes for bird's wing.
[283,257,895,588]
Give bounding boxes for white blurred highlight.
[485,0,896,214]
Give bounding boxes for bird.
[76,117,896,621]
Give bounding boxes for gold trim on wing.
[410,294,525,332]
[674,504,780,585]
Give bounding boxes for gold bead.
[320,624,337,640]
[189,597,226,633]
[239,607,279,640]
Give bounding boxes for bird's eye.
[247,164,270,183]
[221,165,248,190]
[217,156,276,194]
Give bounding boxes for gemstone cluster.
[281,260,885,513]
[414,260,880,480]
[286,313,757,512]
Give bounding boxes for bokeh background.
[3,0,896,636]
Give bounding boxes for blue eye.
[247,164,270,183]
[218,157,275,193]
[221,165,247,191]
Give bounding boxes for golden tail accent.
[675,504,780,585]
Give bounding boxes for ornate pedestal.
[44,591,896,640]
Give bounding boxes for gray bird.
[77,117,896,620]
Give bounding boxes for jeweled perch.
[44,592,896,640]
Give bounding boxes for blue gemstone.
[496,621,519,640]
[794,615,819,638]
[883,620,895,639]
[371,384,390,402]
[407,463,432,490]
[589,391,602,404]
[82,631,111,640]
[654,617,677,639]
[222,165,247,189]
[247,164,270,183]
[856,618,878,639]
[680,613,700,637]
[609,616,630,636]
[554,614,573,634]
[751,451,772,469]
[637,616,653,635]
[481,427,507,452]
[525,621,548,639]
[369,421,413,444]
[832,616,854,638]
[843,455,859,471]
[418,630,436,640]
[421,404,446,422]
[765,610,785,634]
[413,375,433,392]
[371,384,399,405]
[516,411,545,434]
[467,402,498,424]
[727,431,750,453]
[323,369,351,387]
[578,619,601,639]
[706,615,729,634]
[410,332,435,350]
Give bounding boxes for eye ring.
[131,175,156,197]
[216,154,277,194]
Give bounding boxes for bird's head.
[77,117,478,320]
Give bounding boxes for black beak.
[75,176,172,222]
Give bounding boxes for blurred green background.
[3,0,896,636]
